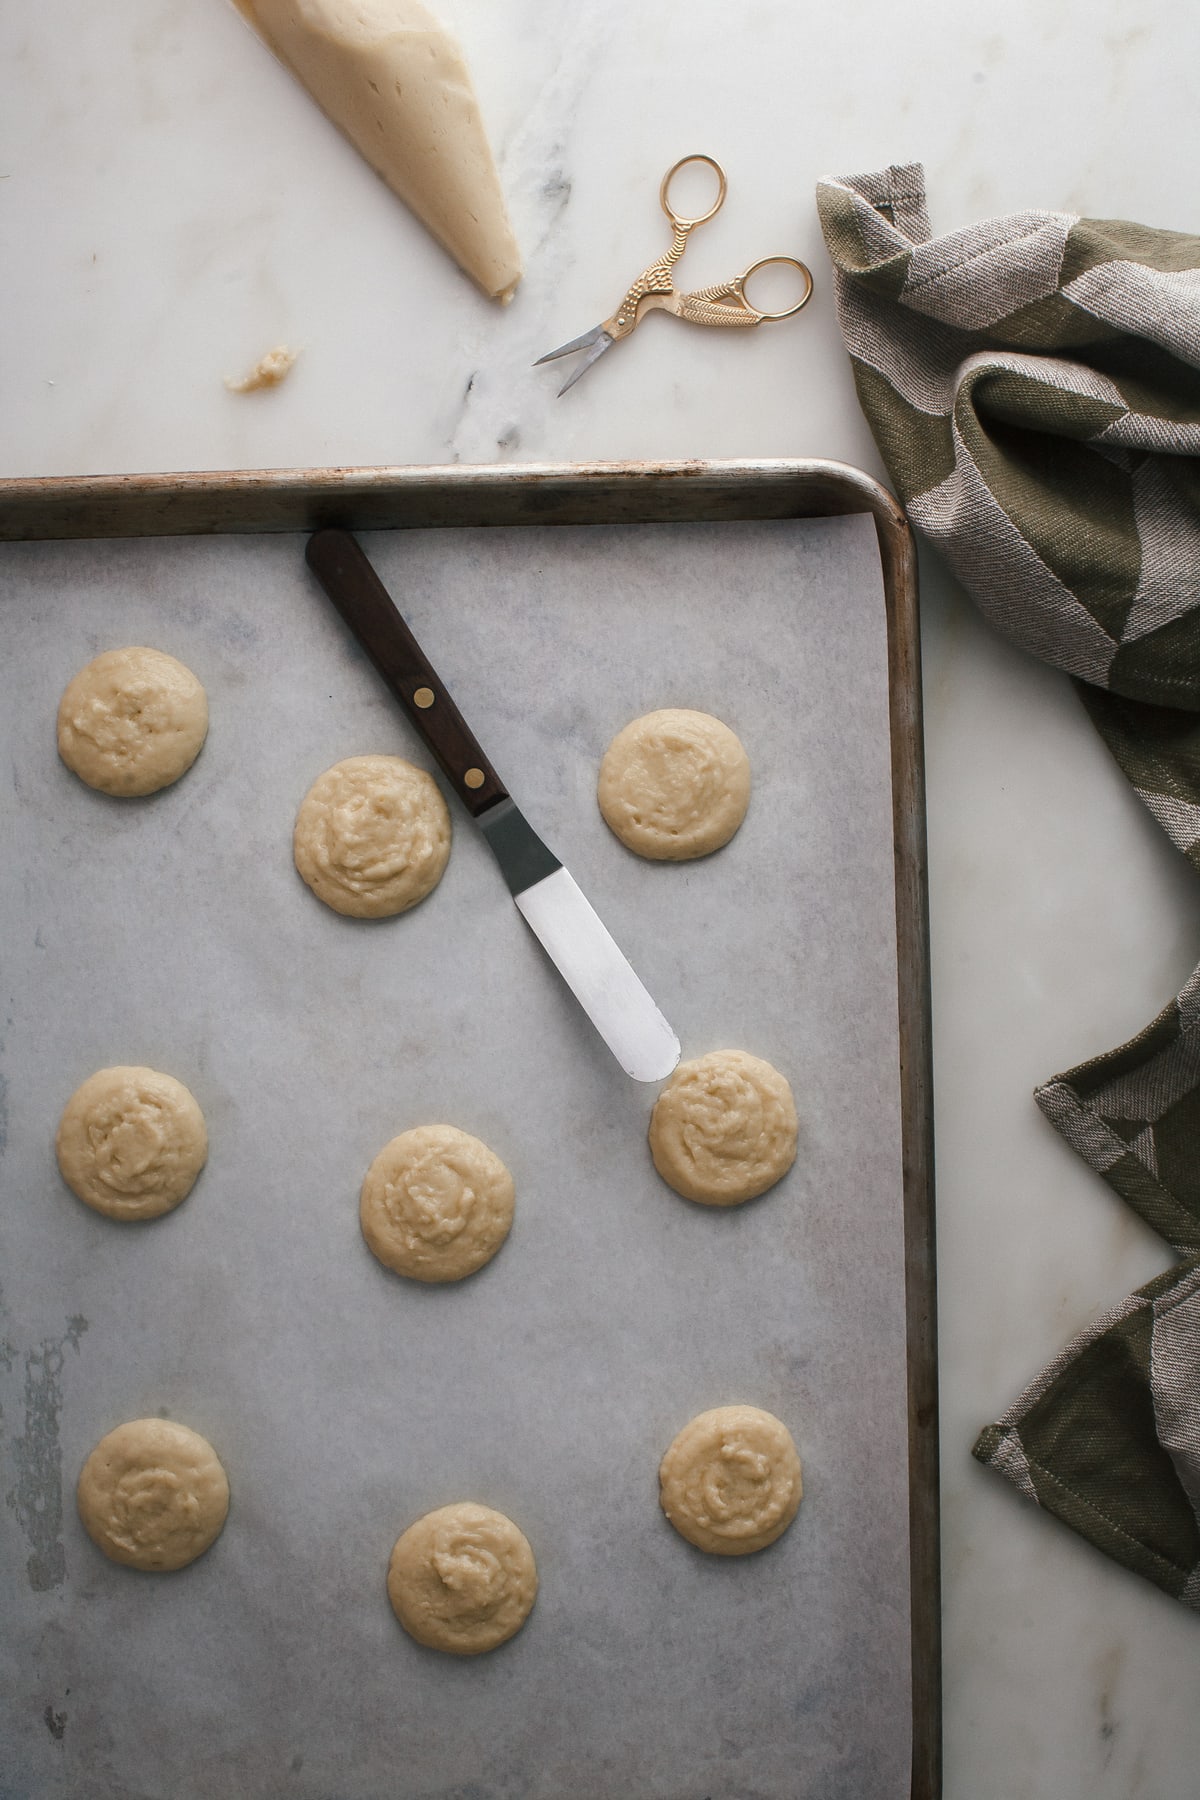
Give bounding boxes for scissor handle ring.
[660,154,727,228]
[740,256,815,321]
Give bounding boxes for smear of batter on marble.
[5,1316,88,1591]
[225,345,298,393]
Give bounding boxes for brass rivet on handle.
[464,768,485,790]
[413,686,435,709]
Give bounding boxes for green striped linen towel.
[817,163,1200,1606]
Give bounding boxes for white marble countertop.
[5,1,1200,1794]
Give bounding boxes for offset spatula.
[305,529,681,1083]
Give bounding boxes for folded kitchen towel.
[816,163,1200,1606]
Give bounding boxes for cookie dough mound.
[659,1405,802,1556]
[598,708,750,861]
[387,1502,537,1655]
[294,754,451,918]
[77,1418,230,1571]
[649,1049,797,1206]
[57,647,208,797]
[360,1124,514,1283]
[56,1065,207,1221]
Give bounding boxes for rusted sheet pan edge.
[0,459,883,540]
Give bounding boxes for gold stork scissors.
[535,154,814,396]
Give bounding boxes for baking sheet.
[0,513,910,1800]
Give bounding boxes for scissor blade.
[555,331,615,396]
[533,323,608,364]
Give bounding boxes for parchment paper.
[0,514,910,1800]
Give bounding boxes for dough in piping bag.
[233,0,522,301]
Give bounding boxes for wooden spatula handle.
[306,528,508,819]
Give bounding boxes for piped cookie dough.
[659,1404,802,1556]
[56,1066,208,1222]
[77,1418,230,1571]
[387,1502,537,1654]
[649,1049,797,1206]
[293,754,451,918]
[57,647,208,797]
[598,708,750,861]
[233,0,522,302]
[360,1124,514,1283]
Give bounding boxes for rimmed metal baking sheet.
[0,460,938,1800]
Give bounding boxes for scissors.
[535,154,814,396]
